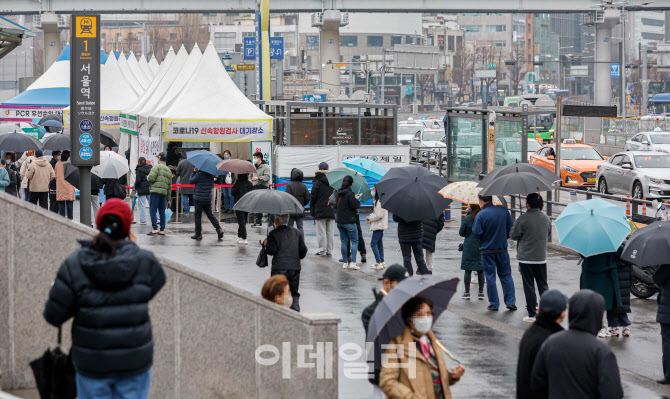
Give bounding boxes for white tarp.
[117,52,143,97]
[127,54,150,91]
[148,54,160,76]
[275,145,410,178]
[159,43,272,142]
[138,54,154,81]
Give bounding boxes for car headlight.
[563,165,579,173]
[648,176,665,184]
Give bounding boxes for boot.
[217,229,224,240]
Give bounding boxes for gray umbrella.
[233,189,304,215]
[42,134,71,151]
[478,163,560,187]
[0,132,44,152]
[622,221,670,266]
[366,276,460,371]
[478,167,559,196]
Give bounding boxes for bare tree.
[451,43,474,102]
[416,74,435,106]
[505,41,527,96]
[146,15,169,62]
[475,45,503,103]
[174,14,210,53]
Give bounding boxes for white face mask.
[412,316,433,334]
[283,294,293,308]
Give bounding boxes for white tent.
[160,43,272,143]
[127,54,150,91]
[117,52,143,97]
[138,54,154,81]
[148,55,160,76]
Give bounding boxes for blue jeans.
[182,194,191,214]
[222,186,234,210]
[337,223,358,263]
[137,195,148,223]
[149,193,166,231]
[370,230,384,263]
[481,252,516,308]
[76,369,151,399]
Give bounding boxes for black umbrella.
[0,132,44,152]
[375,165,451,222]
[366,276,460,373]
[478,166,559,197]
[29,327,76,399]
[64,163,103,191]
[42,134,71,151]
[477,163,560,187]
[38,114,63,126]
[233,189,304,215]
[622,221,670,266]
[100,130,117,148]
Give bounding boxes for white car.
[397,123,424,145]
[624,131,670,153]
[410,128,446,162]
[597,151,670,199]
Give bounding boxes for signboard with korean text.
[164,120,272,142]
[242,37,285,60]
[64,109,122,129]
[119,113,138,135]
[70,14,100,166]
[139,134,161,164]
[250,140,273,178]
[0,106,65,123]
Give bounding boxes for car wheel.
[598,178,609,194]
[632,181,643,199]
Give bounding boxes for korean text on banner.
[120,113,138,136]
[139,134,161,164]
[164,120,271,142]
[0,106,64,123]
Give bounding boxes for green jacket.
[459,215,483,271]
[580,252,622,311]
[147,162,172,201]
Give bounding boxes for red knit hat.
[96,198,133,236]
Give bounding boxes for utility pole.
[642,44,648,116]
[555,95,563,202]
[621,4,627,120]
[380,47,386,105]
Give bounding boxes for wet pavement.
[117,204,668,399]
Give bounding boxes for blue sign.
[79,133,93,146]
[303,94,325,102]
[49,42,55,47]
[611,63,620,78]
[243,37,285,60]
[79,119,92,133]
[79,147,93,160]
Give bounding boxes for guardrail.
[409,147,447,177]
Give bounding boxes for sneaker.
[478,293,485,300]
[506,305,518,311]
[325,252,332,256]
[622,327,631,337]
[342,263,349,269]
[461,293,471,300]
[597,327,611,338]
[370,263,382,270]
[251,223,262,228]
[348,262,360,270]
[361,255,367,263]
[523,316,536,323]
[191,234,203,240]
[609,327,620,337]
[315,251,327,256]
[339,258,352,263]
[380,262,388,269]
[487,305,499,311]
[237,238,248,245]
[217,229,224,240]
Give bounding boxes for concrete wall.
[0,193,339,398]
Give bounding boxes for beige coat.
[369,199,388,231]
[19,155,36,189]
[54,161,76,201]
[380,327,459,399]
[25,157,55,193]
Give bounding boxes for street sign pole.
[70,14,100,226]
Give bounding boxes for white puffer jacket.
[368,200,388,231]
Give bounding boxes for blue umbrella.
[40,120,63,128]
[555,198,631,257]
[186,150,224,176]
[342,157,387,180]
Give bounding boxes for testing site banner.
[164,120,272,142]
[1,105,65,123]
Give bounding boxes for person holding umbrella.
[459,204,485,300]
[285,168,310,237]
[176,152,195,215]
[54,150,76,220]
[231,173,254,244]
[379,296,465,398]
[147,152,173,236]
[336,175,362,270]
[251,152,272,228]
[189,166,224,241]
[48,150,61,213]
[472,195,516,311]
[0,159,9,193]
[311,162,335,256]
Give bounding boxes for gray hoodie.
[510,208,551,262]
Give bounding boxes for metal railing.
[409,147,447,177]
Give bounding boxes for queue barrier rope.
[124,184,289,190]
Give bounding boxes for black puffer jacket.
[43,240,166,378]
[422,214,445,252]
[335,188,360,224]
[231,174,253,205]
[394,214,423,241]
[310,171,334,219]
[266,225,308,271]
[613,246,631,314]
[285,168,311,210]
[135,164,152,196]
[653,266,670,324]
[516,314,563,399]
[189,170,215,202]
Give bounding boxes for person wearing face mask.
[380,297,465,399]
[220,150,235,213]
[48,150,61,213]
[251,152,272,228]
[362,265,408,399]
[3,152,19,197]
[261,274,293,308]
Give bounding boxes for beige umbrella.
[439,181,502,205]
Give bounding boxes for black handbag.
[256,241,269,268]
[457,243,464,252]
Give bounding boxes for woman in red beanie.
[43,198,166,399]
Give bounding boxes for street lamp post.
[222,51,235,79]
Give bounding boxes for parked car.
[624,131,670,153]
[495,137,542,165]
[597,151,670,199]
[410,128,446,162]
[421,119,444,129]
[397,123,424,145]
[530,143,606,187]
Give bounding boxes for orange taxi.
[529,143,607,187]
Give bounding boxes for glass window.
[650,134,670,144]
[486,25,507,32]
[463,25,481,33]
[326,119,359,145]
[427,35,434,46]
[560,147,604,160]
[367,36,383,47]
[610,155,624,166]
[448,36,455,51]
[214,31,236,50]
[406,35,413,44]
[391,36,402,46]
[169,33,176,41]
[448,117,484,181]
[422,129,445,141]
[493,40,506,47]
[290,119,324,145]
[634,154,670,168]
[340,36,358,47]
[362,118,394,145]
